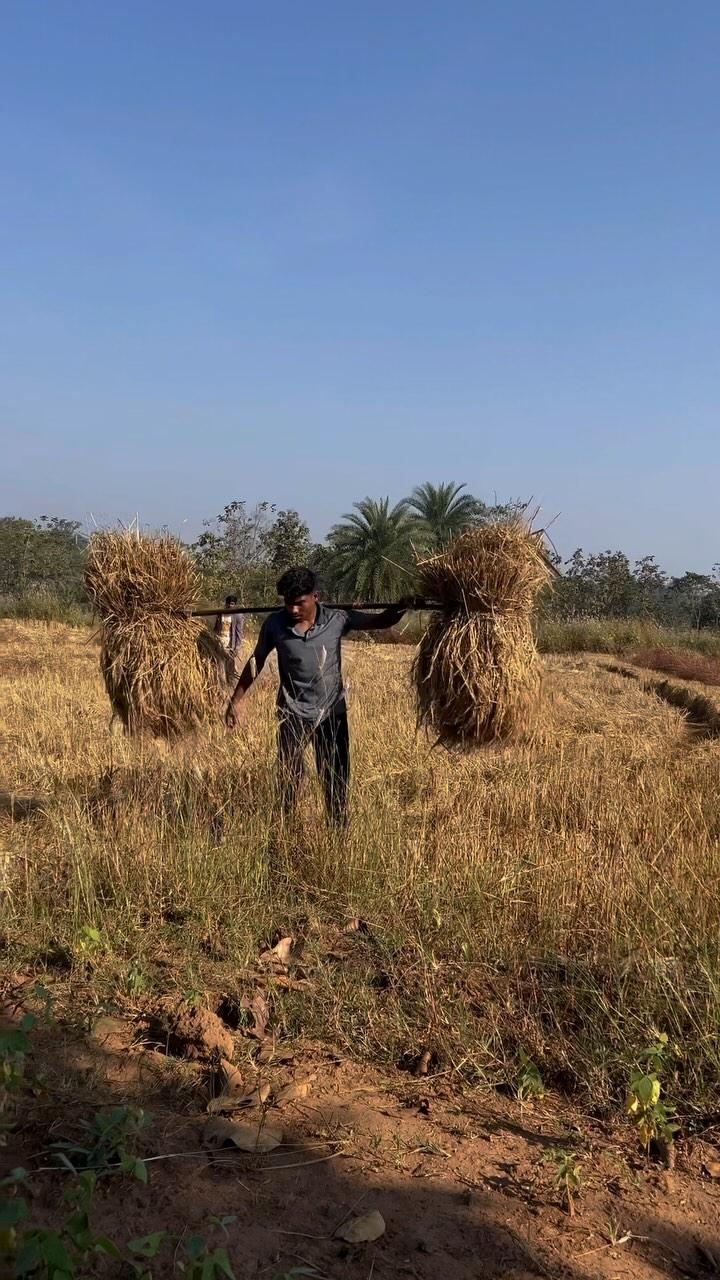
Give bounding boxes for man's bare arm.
[225,658,256,730]
[345,597,426,632]
[225,618,274,730]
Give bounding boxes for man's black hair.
[277,567,317,599]
[225,595,237,606]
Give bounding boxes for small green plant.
[77,924,104,956]
[627,1029,680,1154]
[126,1231,168,1279]
[605,1216,632,1248]
[545,1147,582,1214]
[183,982,204,1011]
[642,1030,677,1073]
[1,1014,36,1103]
[1,1168,124,1278]
[1,1172,240,1280]
[516,1050,544,1102]
[627,1070,678,1152]
[175,1216,237,1279]
[1,1012,38,1147]
[125,959,149,997]
[176,1235,236,1278]
[48,1105,150,1180]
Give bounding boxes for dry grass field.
[3,618,720,1107]
[4,619,720,1277]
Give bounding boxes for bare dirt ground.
[3,987,720,1280]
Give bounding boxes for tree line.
[1,485,719,628]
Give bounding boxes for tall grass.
[536,615,720,657]
[2,622,720,1112]
[0,591,92,626]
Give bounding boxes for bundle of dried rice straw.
[85,529,232,737]
[413,522,552,747]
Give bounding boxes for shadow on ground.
[2,1003,720,1280]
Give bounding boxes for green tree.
[191,500,275,601]
[406,481,480,549]
[260,509,312,575]
[325,497,416,601]
[634,555,667,616]
[667,571,720,628]
[0,515,86,599]
[0,517,37,594]
[556,549,639,618]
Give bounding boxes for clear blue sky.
[2,2,718,572]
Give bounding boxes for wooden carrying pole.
[190,601,438,618]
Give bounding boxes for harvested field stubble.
[2,623,720,1111]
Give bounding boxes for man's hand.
[225,697,245,732]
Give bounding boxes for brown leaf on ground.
[206,1060,246,1111]
[415,1050,433,1077]
[207,1096,243,1116]
[259,936,295,966]
[270,973,312,991]
[240,990,269,1039]
[218,1058,244,1095]
[343,917,370,934]
[207,1084,272,1115]
[335,1209,386,1243]
[231,1081,272,1109]
[256,1040,295,1066]
[705,1160,720,1180]
[90,1016,128,1045]
[203,1116,283,1153]
[275,1075,316,1106]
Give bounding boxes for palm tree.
[325,497,416,601]
[406,481,480,549]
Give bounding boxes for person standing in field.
[225,567,415,826]
[214,595,245,677]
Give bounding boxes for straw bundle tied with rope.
[413,522,553,747]
[85,529,232,737]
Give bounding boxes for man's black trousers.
[277,699,350,825]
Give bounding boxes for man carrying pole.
[214,595,245,678]
[225,567,415,826]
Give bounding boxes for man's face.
[284,592,319,625]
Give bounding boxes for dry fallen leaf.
[203,1116,282,1153]
[705,1160,720,1180]
[207,1096,239,1115]
[206,1060,246,1112]
[415,1050,433,1077]
[218,1059,244,1095]
[275,1074,316,1106]
[90,1016,128,1044]
[271,973,312,991]
[335,1209,386,1244]
[237,1081,272,1108]
[259,936,294,966]
[240,990,269,1039]
[207,1078,271,1115]
[257,1040,295,1066]
[343,917,369,934]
